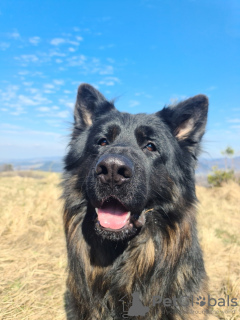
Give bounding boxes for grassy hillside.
[0,172,239,319]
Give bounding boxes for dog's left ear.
[74,83,115,128]
[158,95,208,156]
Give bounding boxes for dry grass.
[0,172,66,320]
[197,181,240,319]
[0,172,239,319]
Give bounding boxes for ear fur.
[74,83,115,127]
[159,95,208,156]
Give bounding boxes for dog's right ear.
[158,95,208,157]
[74,83,115,128]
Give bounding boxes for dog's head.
[64,84,208,241]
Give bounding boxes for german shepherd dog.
[62,84,209,319]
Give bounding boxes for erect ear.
[159,95,208,156]
[74,83,115,127]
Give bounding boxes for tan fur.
[67,271,81,301]
[161,214,193,267]
[64,205,210,319]
[175,118,195,140]
[136,238,155,276]
[82,109,92,126]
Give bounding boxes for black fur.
[62,84,209,319]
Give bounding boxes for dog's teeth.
[95,208,98,215]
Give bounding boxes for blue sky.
[0,0,239,160]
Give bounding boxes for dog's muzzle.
[95,153,134,188]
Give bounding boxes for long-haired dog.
[62,84,209,319]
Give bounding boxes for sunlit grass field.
[0,172,239,319]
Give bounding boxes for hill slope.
[0,172,239,319]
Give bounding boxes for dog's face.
[64,84,208,241]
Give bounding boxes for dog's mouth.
[95,197,146,232]
[96,197,130,230]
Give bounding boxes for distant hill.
[196,156,240,174]
[0,157,64,172]
[1,156,240,175]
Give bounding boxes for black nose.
[95,154,134,187]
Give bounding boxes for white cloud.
[50,37,82,47]
[13,38,115,80]
[37,107,51,112]
[10,106,26,116]
[228,119,240,123]
[1,123,23,130]
[44,90,54,94]
[18,71,29,76]
[45,119,61,127]
[42,80,64,93]
[59,98,74,109]
[92,58,100,64]
[23,82,33,86]
[0,85,19,102]
[8,31,20,39]
[135,92,152,98]
[10,93,52,109]
[99,65,114,75]
[68,40,80,46]
[107,58,115,63]
[129,100,140,108]
[15,54,39,64]
[37,109,70,119]
[0,29,120,129]
[44,84,55,89]
[0,84,56,117]
[56,110,69,118]
[145,94,152,99]
[32,94,52,105]
[76,36,83,41]
[0,42,10,50]
[49,50,66,57]
[50,38,66,46]
[99,77,120,86]
[53,79,64,85]
[31,71,44,77]
[99,80,114,86]
[26,88,39,94]
[206,86,217,91]
[67,55,87,67]
[99,44,115,50]
[21,129,60,138]
[18,95,38,106]
[29,36,41,45]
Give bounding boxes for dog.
[62,83,209,319]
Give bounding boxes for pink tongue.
[97,201,129,230]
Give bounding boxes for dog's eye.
[98,138,108,146]
[146,142,156,152]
